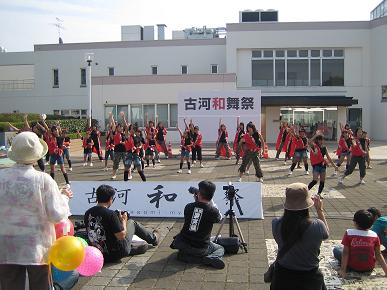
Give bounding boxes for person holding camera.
[170,180,225,269]
[84,185,160,263]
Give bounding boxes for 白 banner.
[69,181,263,219]
[178,90,261,142]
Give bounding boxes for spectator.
[170,180,225,269]
[368,207,387,252]
[84,185,160,263]
[270,183,329,290]
[0,132,72,290]
[333,209,387,278]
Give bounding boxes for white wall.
[0,65,34,80]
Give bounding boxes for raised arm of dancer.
[8,122,20,132]
[236,116,240,130]
[23,114,31,130]
[176,125,183,138]
[183,118,189,130]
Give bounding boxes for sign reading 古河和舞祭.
[178,90,261,142]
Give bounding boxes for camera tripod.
[214,197,248,253]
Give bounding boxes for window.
[275,59,285,86]
[252,51,262,58]
[322,59,344,86]
[61,109,70,116]
[311,50,320,57]
[263,50,273,58]
[181,65,187,75]
[71,109,80,117]
[108,67,115,76]
[169,104,178,127]
[287,50,297,57]
[334,50,344,57]
[299,50,308,57]
[81,109,87,116]
[131,105,143,127]
[382,85,387,100]
[287,59,308,86]
[151,66,158,75]
[211,64,218,74]
[252,60,273,86]
[117,105,128,120]
[53,69,59,88]
[310,59,321,86]
[323,50,332,57]
[275,50,285,58]
[53,110,60,116]
[80,68,86,87]
[143,104,155,125]
[156,104,168,126]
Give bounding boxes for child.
[362,131,372,169]
[82,131,94,167]
[104,129,115,171]
[62,130,72,172]
[131,137,146,181]
[145,128,157,168]
[288,128,309,176]
[156,121,168,161]
[177,126,192,174]
[338,128,367,185]
[191,125,203,168]
[308,133,338,198]
[215,118,231,159]
[368,207,387,254]
[275,121,288,160]
[333,209,387,278]
[334,130,352,176]
[234,116,245,165]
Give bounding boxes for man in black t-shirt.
[170,180,225,269]
[84,185,160,263]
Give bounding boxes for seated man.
[84,185,160,263]
[170,180,225,269]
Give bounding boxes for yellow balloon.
[48,236,85,271]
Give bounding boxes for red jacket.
[82,138,94,149]
[244,133,261,152]
[351,138,365,157]
[310,144,325,166]
[194,133,203,147]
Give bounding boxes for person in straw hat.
[270,183,329,290]
[0,132,72,290]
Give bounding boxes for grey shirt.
[272,217,329,271]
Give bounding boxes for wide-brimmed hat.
[283,183,314,211]
[7,132,48,163]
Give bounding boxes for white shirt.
[0,164,70,265]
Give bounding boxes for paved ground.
[2,141,387,289]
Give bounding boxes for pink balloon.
[76,246,104,276]
[54,219,74,239]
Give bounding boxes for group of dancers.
[274,121,372,197]
[11,114,373,193]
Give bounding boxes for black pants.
[239,151,263,178]
[270,263,326,290]
[344,156,366,178]
[92,141,103,160]
[192,146,202,161]
[0,264,49,290]
[37,158,45,171]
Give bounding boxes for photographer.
[84,185,160,263]
[170,180,225,269]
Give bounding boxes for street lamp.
[85,52,94,128]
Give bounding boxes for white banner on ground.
[69,181,263,219]
[178,90,261,142]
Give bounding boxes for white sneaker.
[68,167,73,172]
[215,157,220,160]
[275,158,279,161]
[177,169,182,173]
[360,179,365,185]
[200,164,204,168]
[187,170,191,174]
[111,175,117,180]
[226,157,231,160]
[245,170,250,175]
[45,161,50,165]
[304,171,309,175]
[83,163,87,167]
[103,167,108,171]
[338,177,344,184]
[89,163,93,167]
[332,170,338,176]
[193,160,197,164]
[157,159,161,163]
[128,175,133,180]
[288,170,293,176]
[237,177,242,182]
[257,178,264,183]
[165,156,169,159]
[284,161,287,165]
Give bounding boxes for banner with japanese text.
[178,90,261,142]
[69,181,263,219]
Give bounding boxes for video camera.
[223,182,243,216]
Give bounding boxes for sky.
[0,0,383,52]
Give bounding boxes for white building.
[1,8,387,143]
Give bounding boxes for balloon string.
[48,263,54,290]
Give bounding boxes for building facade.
[0,14,386,143]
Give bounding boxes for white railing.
[0,79,34,91]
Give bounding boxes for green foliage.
[0,113,40,123]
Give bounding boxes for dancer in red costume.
[234,116,245,165]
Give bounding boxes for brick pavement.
[2,142,386,289]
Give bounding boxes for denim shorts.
[124,152,142,169]
[312,164,327,174]
[340,151,350,157]
[62,148,70,159]
[105,150,114,161]
[181,149,190,158]
[50,154,64,165]
[294,150,307,159]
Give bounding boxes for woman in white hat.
[0,132,72,290]
[270,183,329,290]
